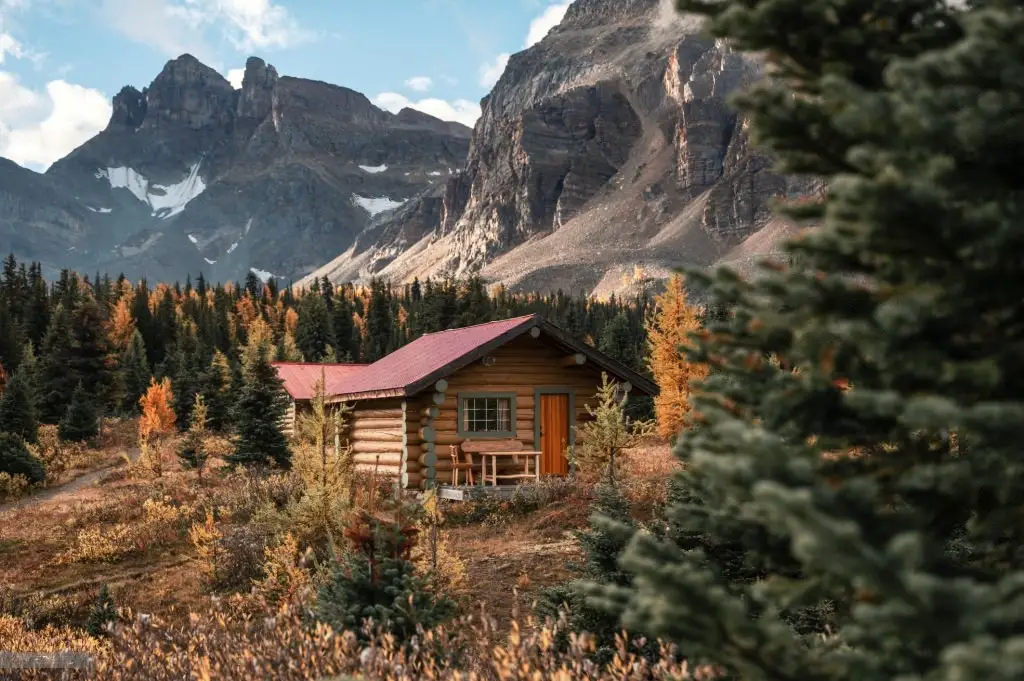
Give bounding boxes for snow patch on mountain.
[250,267,278,282]
[95,163,206,219]
[358,164,388,174]
[188,234,199,244]
[86,206,113,213]
[352,194,405,217]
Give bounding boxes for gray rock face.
[1,54,471,282]
[309,0,807,294]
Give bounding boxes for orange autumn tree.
[138,377,177,476]
[107,296,136,351]
[646,274,708,440]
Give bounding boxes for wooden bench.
[461,439,541,487]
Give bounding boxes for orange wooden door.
[539,394,570,476]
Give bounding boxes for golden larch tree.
[138,377,177,476]
[646,274,708,440]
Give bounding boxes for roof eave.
[325,387,407,403]
[537,320,660,396]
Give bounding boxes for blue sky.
[0,0,572,171]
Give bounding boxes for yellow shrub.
[0,614,105,653]
[0,472,29,500]
[252,533,312,607]
[59,496,199,563]
[27,424,89,483]
[189,510,223,586]
[411,491,467,595]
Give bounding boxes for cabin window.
[457,392,516,438]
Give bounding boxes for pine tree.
[200,350,232,433]
[86,584,117,637]
[539,483,641,664]
[645,274,706,440]
[608,2,1024,679]
[120,330,151,415]
[58,382,98,443]
[36,304,76,424]
[0,369,37,443]
[178,394,210,481]
[314,504,457,643]
[69,293,113,412]
[295,291,332,362]
[0,432,45,484]
[598,312,638,370]
[228,332,290,468]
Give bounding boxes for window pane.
[462,396,512,433]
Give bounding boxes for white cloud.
[477,1,570,91]
[227,67,245,89]
[168,0,313,51]
[524,1,571,48]
[101,0,214,61]
[405,75,432,92]
[0,32,24,64]
[0,72,111,171]
[373,92,480,129]
[478,52,509,88]
[102,0,312,58]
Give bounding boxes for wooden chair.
[449,444,475,486]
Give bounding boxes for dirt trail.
[0,448,140,516]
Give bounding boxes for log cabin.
[273,314,658,492]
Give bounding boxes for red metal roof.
[272,362,367,400]
[325,314,539,399]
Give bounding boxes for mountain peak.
[141,53,236,130]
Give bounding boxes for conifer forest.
[2,1,1023,680]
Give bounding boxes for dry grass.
[17,601,708,681]
[1,431,683,676]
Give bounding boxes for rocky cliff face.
[4,54,471,282]
[309,0,820,295]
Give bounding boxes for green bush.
[0,432,45,485]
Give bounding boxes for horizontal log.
[435,379,448,392]
[562,353,587,366]
[421,406,440,419]
[352,418,404,430]
[431,392,446,406]
[529,327,541,338]
[419,426,436,443]
[402,472,423,488]
[432,418,534,433]
[352,408,403,419]
[353,452,403,466]
[353,430,404,443]
[406,460,422,472]
[419,451,437,467]
[352,441,405,454]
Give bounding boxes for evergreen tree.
[0,304,25,375]
[178,394,210,481]
[120,330,151,415]
[36,305,76,424]
[0,433,45,484]
[539,484,641,664]
[200,350,233,433]
[457,276,493,326]
[295,291,332,362]
[69,293,113,411]
[331,294,357,362]
[59,382,98,443]
[86,584,117,637]
[0,369,37,443]
[598,312,638,370]
[608,2,1024,679]
[314,505,457,643]
[227,334,290,468]
[364,278,393,361]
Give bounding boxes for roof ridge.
[419,313,538,338]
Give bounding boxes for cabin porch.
[436,483,525,501]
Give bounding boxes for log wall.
[346,398,408,486]
[415,335,607,488]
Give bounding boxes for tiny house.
[274,314,657,490]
